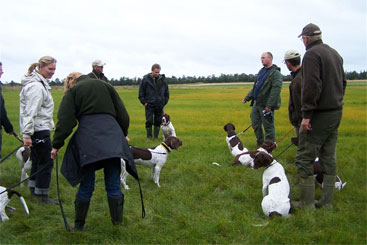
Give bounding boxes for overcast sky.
[1,0,366,83]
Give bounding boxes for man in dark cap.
[293,23,347,209]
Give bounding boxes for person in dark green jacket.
[243,52,282,146]
[293,23,346,209]
[51,74,139,231]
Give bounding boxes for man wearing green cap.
[294,23,347,209]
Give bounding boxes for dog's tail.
[7,190,29,216]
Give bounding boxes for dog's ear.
[253,152,273,169]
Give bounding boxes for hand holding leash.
[50,148,58,160]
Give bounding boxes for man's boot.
[292,175,315,209]
[153,126,160,139]
[29,187,35,200]
[107,195,124,225]
[74,198,90,231]
[146,127,152,140]
[315,175,335,209]
[36,195,59,205]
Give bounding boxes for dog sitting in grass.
[161,113,176,141]
[0,186,29,222]
[224,123,249,157]
[253,151,291,218]
[15,146,32,187]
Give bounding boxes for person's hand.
[144,103,148,107]
[242,98,248,104]
[23,137,32,147]
[50,148,58,160]
[264,106,271,112]
[301,118,312,131]
[125,136,130,143]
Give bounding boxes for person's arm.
[138,78,147,106]
[266,71,282,110]
[0,93,14,134]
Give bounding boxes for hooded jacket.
[19,71,54,138]
[245,65,282,110]
[138,73,169,107]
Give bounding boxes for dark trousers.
[28,130,54,195]
[145,104,163,128]
[295,110,342,179]
[77,158,123,201]
[250,102,276,145]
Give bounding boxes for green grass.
[0,81,366,244]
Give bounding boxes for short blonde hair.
[64,72,82,94]
[27,56,57,75]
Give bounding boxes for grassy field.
[0,81,366,244]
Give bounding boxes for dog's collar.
[161,142,172,153]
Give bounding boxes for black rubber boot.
[74,198,90,231]
[153,126,160,139]
[107,196,124,225]
[146,127,152,140]
[36,195,59,205]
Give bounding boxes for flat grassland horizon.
[0,81,366,244]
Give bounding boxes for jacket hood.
[21,71,49,87]
[272,64,281,72]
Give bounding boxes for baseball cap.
[284,49,301,61]
[298,23,322,38]
[92,59,106,67]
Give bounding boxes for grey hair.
[307,34,322,42]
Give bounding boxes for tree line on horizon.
[3,70,367,86]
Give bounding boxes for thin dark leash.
[237,124,252,136]
[275,127,295,145]
[273,143,294,159]
[0,162,50,195]
[0,132,25,164]
[55,155,71,231]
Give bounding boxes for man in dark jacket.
[243,52,282,146]
[294,23,346,209]
[87,59,108,82]
[51,75,137,231]
[0,62,14,158]
[138,63,169,140]
[284,50,302,146]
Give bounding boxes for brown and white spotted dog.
[15,146,32,187]
[224,123,249,157]
[0,186,29,222]
[120,136,182,188]
[253,151,291,218]
[313,158,347,191]
[161,113,176,141]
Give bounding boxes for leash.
[129,144,170,155]
[275,127,295,144]
[236,124,252,136]
[273,143,294,159]
[55,155,71,231]
[0,132,24,164]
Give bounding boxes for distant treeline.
[4,70,367,86]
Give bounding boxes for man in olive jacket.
[243,52,282,146]
[138,64,169,140]
[294,23,346,209]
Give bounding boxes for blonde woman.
[19,56,58,205]
[64,72,82,94]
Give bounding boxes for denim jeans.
[76,158,123,201]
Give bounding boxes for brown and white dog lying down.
[253,151,291,218]
[161,113,176,141]
[224,123,249,158]
[0,186,29,222]
[233,140,277,168]
[313,158,347,191]
[15,146,32,187]
[120,136,182,188]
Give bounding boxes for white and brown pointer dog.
[253,151,291,218]
[0,186,29,222]
[224,123,249,157]
[15,146,32,187]
[161,113,176,141]
[120,136,182,188]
